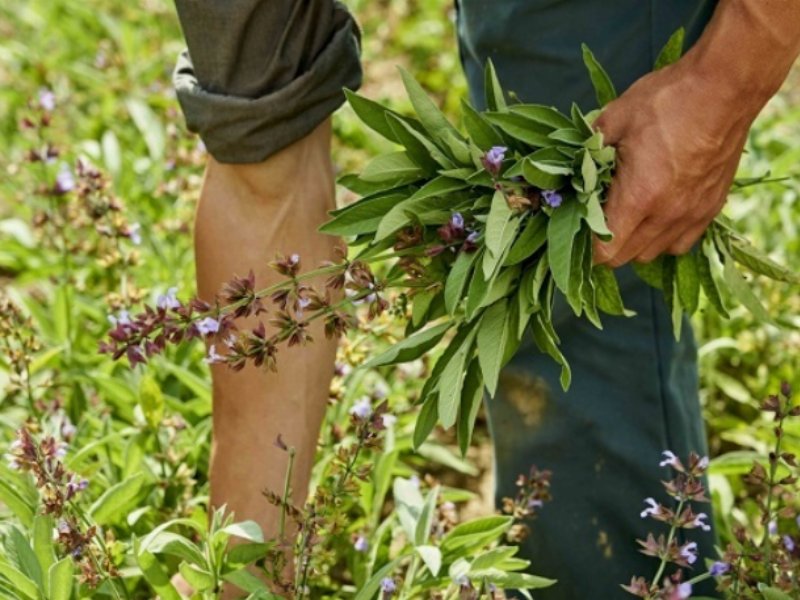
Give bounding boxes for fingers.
[593,100,625,146]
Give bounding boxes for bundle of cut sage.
[321,30,798,452]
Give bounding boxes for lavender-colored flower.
[54,164,75,194]
[783,535,795,552]
[409,474,420,489]
[295,296,312,318]
[528,498,544,509]
[380,577,396,594]
[454,574,471,588]
[541,189,563,208]
[204,345,224,365]
[196,317,220,336]
[108,310,131,327]
[349,397,372,420]
[60,417,77,440]
[679,541,698,565]
[451,212,464,230]
[334,362,352,378]
[156,287,181,310]
[696,455,709,471]
[482,145,507,175]
[640,497,660,518]
[690,513,711,532]
[677,582,692,599]
[768,520,778,536]
[659,450,680,469]
[39,88,56,111]
[381,414,397,428]
[466,231,479,243]
[709,561,730,577]
[128,222,142,245]
[353,535,369,553]
[65,476,89,499]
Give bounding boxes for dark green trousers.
[173,0,721,597]
[458,1,720,597]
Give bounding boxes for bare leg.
[194,119,339,595]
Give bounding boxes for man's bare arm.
[593,0,800,266]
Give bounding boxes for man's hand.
[593,0,800,267]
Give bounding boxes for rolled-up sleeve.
[173,0,362,164]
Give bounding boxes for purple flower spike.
[709,561,730,577]
[353,535,369,553]
[196,317,220,336]
[783,535,795,552]
[541,189,563,208]
[482,146,507,175]
[380,577,396,595]
[349,397,372,420]
[679,541,698,565]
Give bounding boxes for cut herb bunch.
[321,29,799,451]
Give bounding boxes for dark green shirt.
[457,0,718,112]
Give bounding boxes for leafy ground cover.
[0,1,798,598]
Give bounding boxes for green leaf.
[482,265,521,308]
[385,113,442,173]
[415,545,442,577]
[549,128,584,146]
[477,299,510,397]
[722,254,772,322]
[505,213,547,266]
[757,584,794,600]
[461,99,504,150]
[465,251,491,320]
[593,266,633,316]
[139,374,164,430]
[483,217,520,279]
[135,548,181,600]
[676,252,700,315]
[223,569,271,594]
[457,359,485,456]
[485,190,513,258]
[438,325,478,429]
[126,97,165,161]
[583,194,612,241]
[547,200,583,294]
[374,194,448,240]
[320,192,407,236]
[565,227,588,315]
[48,558,73,600]
[441,516,513,554]
[144,531,207,565]
[654,28,686,70]
[445,251,478,314]
[89,472,146,526]
[508,104,574,130]
[698,237,729,317]
[407,176,468,203]
[399,67,463,144]
[0,480,34,528]
[354,557,403,600]
[522,159,566,190]
[179,562,215,592]
[484,59,507,112]
[7,527,41,588]
[531,312,571,390]
[484,113,552,148]
[413,393,439,450]
[221,521,264,543]
[580,150,598,192]
[581,44,617,107]
[360,151,424,184]
[361,321,452,369]
[727,237,800,283]
[344,88,403,143]
[226,543,273,569]
[0,561,38,600]
[633,257,664,290]
[415,486,440,546]
[32,515,55,587]
[412,288,438,327]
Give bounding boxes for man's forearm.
[687,0,800,113]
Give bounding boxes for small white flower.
[353,535,369,553]
[381,414,397,428]
[108,310,131,327]
[196,317,220,336]
[38,88,56,111]
[128,223,142,245]
[204,345,224,365]
[640,497,660,519]
[659,450,679,468]
[157,287,181,310]
[691,513,711,532]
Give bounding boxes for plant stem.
[761,397,788,587]
[651,498,686,587]
[279,446,296,540]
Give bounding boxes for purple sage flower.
[709,561,730,577]
[677,582,692,599]
[196,317,220,336]
[204,345,224,365]
[451,212,464,230]
[381,413,397,428]
[659,450,680,469]
[768,520,778,536]
[380,577,396,595]
[482,145,507,175]
[128,223,142,245]
[640,497,660,519]
[783,535,795,552]
[679,541,698,565]
[690,513,711,532]
[156,287,181,310]
[54,164,75,194]
[353,535,369,553]
[349,397,372,420]
[541,189,563,208]
[39,88,56,111]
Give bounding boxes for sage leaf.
[522,159,566,190]
[547,199,583,294]
[508,104,574,130]
[477,299,510,397]
[485,190,513,258]
[438,325,479,429]
[484,59,507,112]
[484,112,552,148]
[344,89,403,143]
[505,213,547,266]
[654,28,686,70]
[457,359,485,456]
[580,149,598,192]
[531,313,571,390]
[728,237,800,283]
[461,98,504,150]
[320,192,406,237]
[581,44,617,107]
[445,251,478,314]
[361,151,424,184]
[676,252,700,315]
[413,394,439,450]
[698,237,729,318]
[361,321,452,369]
[399,67,463,145]
[593,266,633,316]
[722,253,772,323]
[386,113,443,173]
